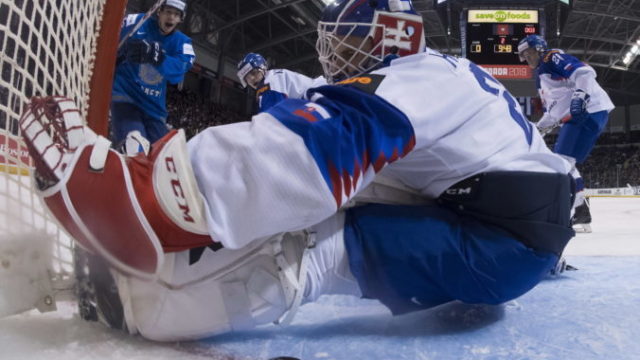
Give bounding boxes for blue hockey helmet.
[316,0,425,83]
[517,34,547,61]
[237,53,268,88]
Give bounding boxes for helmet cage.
[316,21,385,83]
[316,11,425,83]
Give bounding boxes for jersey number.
[469,62,533,145]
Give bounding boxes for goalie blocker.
[19,97,214,279]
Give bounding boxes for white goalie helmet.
[316,0,425,83]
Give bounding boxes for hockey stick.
[117,0,165,49]
[538,114,572,138]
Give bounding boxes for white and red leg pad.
[40,131,215,279]
[126,129,214,252]
[21,97,215,279]
[40,142,165,279]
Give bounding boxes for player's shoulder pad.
[542,49,565,63]
[256,83,271,96]
[334,74,386,95]
[124,13,144,28]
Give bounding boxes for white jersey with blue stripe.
[188,49,571,249]
[536,49,614,125]
[257,69,327,111]
[362,51,569,196]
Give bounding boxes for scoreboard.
[462,9,541,79]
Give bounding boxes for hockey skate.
[74,246,128,331]
[572,198,592,233]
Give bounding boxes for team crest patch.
[139,64,163,85]
[336,74,386,94]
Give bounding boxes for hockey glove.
[19,97,214,279]
[570,89,590,118]
[537,122,560,137]
[536,114,571,137]
[125,39,165,66]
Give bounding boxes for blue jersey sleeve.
[539,50,586,80]
[157,36,195,84]
[263,85,416,206]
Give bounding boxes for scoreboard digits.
[493,44,512,53]
[464,9,540,66]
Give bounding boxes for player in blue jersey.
[518,35,614,232]
[22,0,576,340]
[111,0,195,146]
[237,52,325,112]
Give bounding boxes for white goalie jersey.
[189,49,572,250]
[256,68,327,111]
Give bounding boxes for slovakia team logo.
[372,12,425,57]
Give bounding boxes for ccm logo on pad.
[164,156,195,223]
[444,187,472,195]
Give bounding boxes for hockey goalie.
[9,0,578,341]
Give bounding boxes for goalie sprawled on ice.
[14,0,576,341]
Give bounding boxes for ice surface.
[1,197,639,360]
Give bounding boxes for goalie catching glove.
[19,96,215,279]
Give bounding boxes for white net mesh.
[0,0,113,291]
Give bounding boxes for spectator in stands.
[580,145,640,188]
[111,0,195,146]
[166,87,248,139]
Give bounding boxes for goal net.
[0,0,126,316]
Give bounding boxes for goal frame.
[0,0,128,317]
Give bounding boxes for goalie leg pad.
[41,131,215,278]
[20,97,215,279]
[42,143,164,279]
[118,231,314,341]
[127,129,213,252]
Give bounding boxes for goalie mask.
[316,0,425,83]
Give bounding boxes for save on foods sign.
[468,10,538,23]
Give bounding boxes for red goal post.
[88,1,129,137]
[0,0,127,314]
